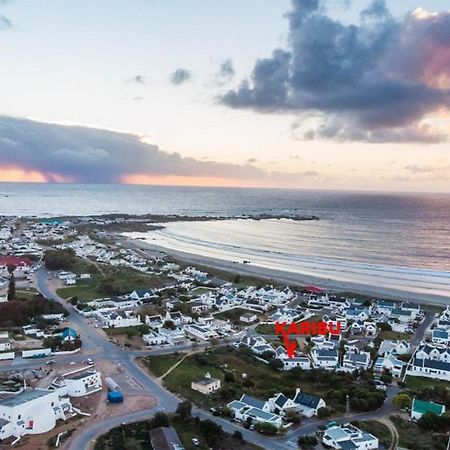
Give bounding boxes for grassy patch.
[405,375,450,391]
[215,307,259,323]
[147,346,384,414]
[391,416,448,450]
[15,288,38,300]
[141,353,185,378]
[104,325,149,337]
[56,276,103,300]
[379,331,412,341]
[255,323,275,335]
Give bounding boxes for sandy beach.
[122,235,450,307]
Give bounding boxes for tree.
[175,400,192,419]
[377,322,392,332]
[317,407,332,419]
[43,249,76,271]
[285,409,301,424]
[7,273,15,301]
[298,435,318,449]
[151,412,169,428]
[254,422,278,435]
[269,358,283,371]
[393,393,412,410]
[199,420,223,446]
[224,371,235,383]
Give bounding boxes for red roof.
[0,256,33,267]
[304,285,324,294]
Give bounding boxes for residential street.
[30,266,407,450]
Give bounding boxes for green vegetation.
[57,264,168,301]
[379,330,412,341]
[353,420,391,448]
[104,324,149,338]
[255,323,275,334]
[392,416,448,450]
[215,308,258,324]
[393,393,412,409]
[93,408,261,450]
[14,288,38,300]
[142,353,185,377]
[0,294,68,327]
[57,275,104,300]
[44,248,76,271]
[143,347,385,414]
[405,376,450,393]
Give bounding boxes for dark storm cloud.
[0,116,318,184]
[169,68,191,85]
[220,0,450,143]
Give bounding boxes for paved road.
[33,267,402,450]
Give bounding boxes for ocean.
[1,183,450,298]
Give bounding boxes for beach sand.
[122,236,449,307]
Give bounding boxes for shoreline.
[123,236,449,307]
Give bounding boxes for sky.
[0,0,450,191]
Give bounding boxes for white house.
[52,368,102,397]
[0,388,73,441]
[240,312,257,324]
[274,346,311,371]
[411,398,445,421]
[342,351,371,372]
[406,358,450,382]
[191,373,221,395]
[323,424,378,449]
[291,389,326,417]
[227,394,282,428]
[98,310,141,328]
[143,331,168,346]
[184,324,218,341]
[378,340,410,357]
[310,349,339,370]
[374,354,404,377]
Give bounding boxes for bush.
[255,422,278,435]
[317,407,332,419]
[44,249,76,271]
[298,435,318,449]
[175,401,192,419]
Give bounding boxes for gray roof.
[0,389,52,407]
[293,392,321,409]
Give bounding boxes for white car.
[192,438,200,446]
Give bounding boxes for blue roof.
[246,407,279,422]
[240,394,266,410]
[293,392,321,409]
[62,328,77,338]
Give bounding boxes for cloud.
[0,116,318,185]
[220,0,450,143]
[216,59,235,83]
[169,68,191,85]
[0,15,11,31]
[125,75,148,85]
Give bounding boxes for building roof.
[0,388,52,407]
[0,255,32,267]
[293,392,321,409]
[149,426,184,450]
[240,394,266,410]
[412,399,445,416]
